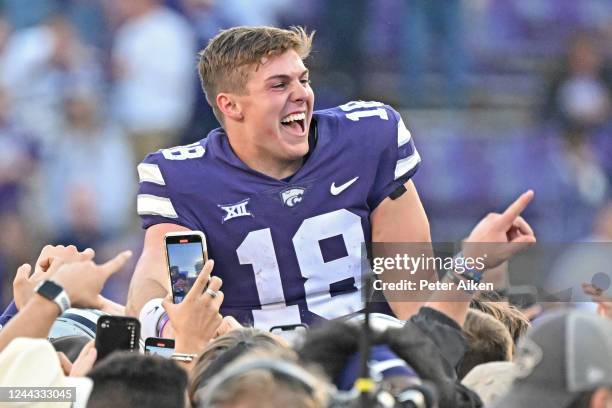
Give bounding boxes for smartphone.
[165,231,208,304]
[270,323,308,345]
[144,337,175,358]
[95,316,140,362]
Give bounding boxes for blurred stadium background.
[1,0,611,309]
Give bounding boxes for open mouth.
[280,112,306,133]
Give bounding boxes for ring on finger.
[205,288,218,298]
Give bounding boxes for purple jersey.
[137,101,420,329]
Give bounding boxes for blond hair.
[198,26,314,124]
[458,309,514,379]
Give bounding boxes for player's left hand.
[464,190,536,270]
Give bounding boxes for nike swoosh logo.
[331,176,359,195]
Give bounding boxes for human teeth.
[281,112,306,123]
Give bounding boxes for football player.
[127,26,535,330]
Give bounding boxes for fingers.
[206,275,223,294]
[57,352,73,376]
[70,341,97,377]
[512,216,534,236]
[99,250,133,277]
[211,290,224,308]
[161,296,174,313]
[14,264,32,282]
[186,260,215,301]
[582,283,610,300]
[80,248,95,261]
[510,234,536,245]
[501,190,534,223]
[45,258,66,275]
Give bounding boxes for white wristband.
[139,298,166,340]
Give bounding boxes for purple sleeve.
[367,106,421,209]
[136,151,201,231]
[0,301,18,328]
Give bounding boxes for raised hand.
[51,250,132,309]
[13,245,95,310]
[162,260,223,354]
[464,190,536,269]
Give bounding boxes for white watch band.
[54,290,71,314]
[34,280,71,314]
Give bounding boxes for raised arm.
[370,180,435,319]
[125,223,190,317]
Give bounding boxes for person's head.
[198,26,315,177]
[494,310,612,408]
[195,349,330,408]
[87,352,187,408]
[189,327,289,406]
[470,296,530,344]
[457,309,514,379]
[567,33,602,76]
[298,321,421,396]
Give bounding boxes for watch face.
[38,281,64,299]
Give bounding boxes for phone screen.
[145,345,175,358]
[95,316,140,362]
[166,234,206,303]
[145,338,175,358]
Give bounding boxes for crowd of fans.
[0,243,610,407]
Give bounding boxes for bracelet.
[157,313,170,337]
[171,352,197,362]
[454,252,485,283]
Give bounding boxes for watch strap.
[34,280,71,314]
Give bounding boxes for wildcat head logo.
[280,187,305,208]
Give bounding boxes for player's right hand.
[464,190,536,270]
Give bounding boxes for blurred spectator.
[457,309,514,380]
[0,86,39,307]
[543,33,612,140]
[470,295,531,344]
[87,352,188,408]
[461,362,519,407]
[0,15,103,148]
[195,349,329,408]
[0,337,93,408]
[110,0,196,163]
[541,33,611,205]
[399,0,468,107]
[493,310,612,408]
[42,87,134,249]
[298,316,481,408]
[1,0,59,30]
[189,328,289,406]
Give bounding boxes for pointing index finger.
[99,250,133,276]
[501,190,534,223]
